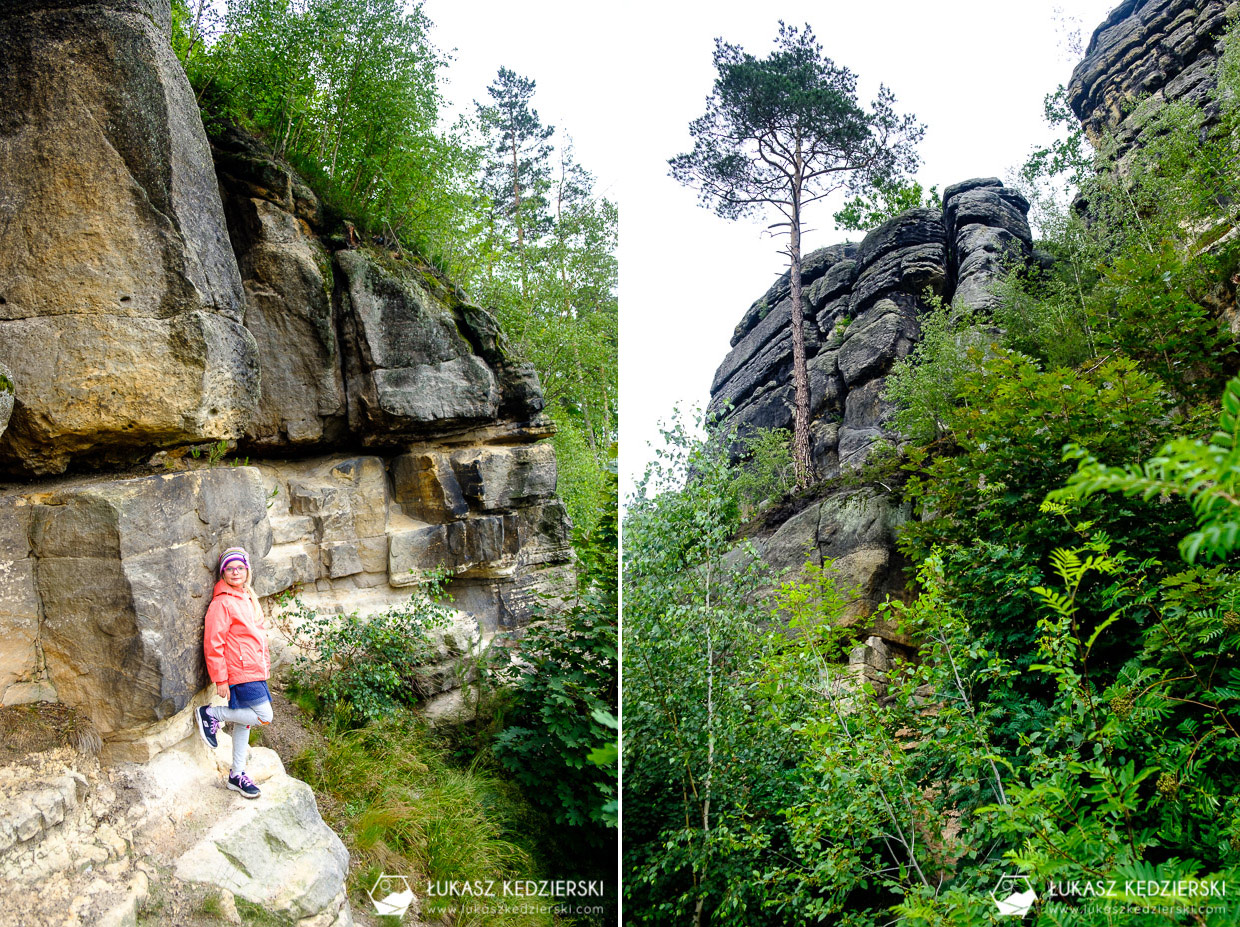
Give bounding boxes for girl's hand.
[216,683,229,699]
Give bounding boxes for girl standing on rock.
[194,547,272,799]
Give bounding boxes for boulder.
[27,468,271,737]
[0,0,258,474]
[335,249,501,436]
[173,760,351,925]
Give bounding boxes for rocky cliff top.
[1068,0,1231,153]
[709,178,1031,478]
[705,179,1032,632]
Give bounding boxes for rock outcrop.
[0,2,575,922]
[0,0,257,476]
[710,0,1240,651]
[1067,0,1232,157]
[708,180,1030,631]
[0,738,351,927]
[710,179,1030,480]
[0,0,571,736]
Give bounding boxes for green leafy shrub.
[492,597,616,835]
[732,427,795,510]
[1053,372,1240,562]
[276,574,454,723]
[623,415,800,924]
[884,295,991,444]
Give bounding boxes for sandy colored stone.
[30,468,272,739]
[0,0,257,474]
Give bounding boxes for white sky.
[421,0,1119,501]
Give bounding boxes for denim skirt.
[228,680,272,710]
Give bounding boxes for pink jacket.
[203,580,270,685]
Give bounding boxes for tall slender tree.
[670,22,922,486]
[476,67,555,297]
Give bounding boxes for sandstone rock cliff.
[0,2,574,923]
[1067,0,1232,158]
[712,0,1238,655]
[0,0,257,476]
[0,0,571,730]
[709,179,1031,636]
[710,179,1031,481]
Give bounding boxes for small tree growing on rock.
[670,22,922,486]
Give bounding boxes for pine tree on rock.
[670,22,922,487]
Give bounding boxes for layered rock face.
[0,0,573,919]
[710,179,1031,479]
[715,0,1237,649]
[0,0,571,755]
[1067,0,1231,156]
[709,180,1030,628]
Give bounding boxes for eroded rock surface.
[709,180,1030,482]
[709,181,1031,638]
[0,0,258,475]
[1068,0,1231,157]
[0,739,352,927]
[0,2,575,924]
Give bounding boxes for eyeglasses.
[224,565,247,573]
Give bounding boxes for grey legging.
[208,702,273,774]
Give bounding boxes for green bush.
[277,575,454,723]
[487,478,618,927]
[492,596,617,835]
[732,427,795,510]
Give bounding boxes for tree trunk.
[788,170,814,488]
[693,571,715,927]
[509,112,527,299]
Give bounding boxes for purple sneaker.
[228,771,260,799]
[196,706,220,749]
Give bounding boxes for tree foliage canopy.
[668,21,922,227]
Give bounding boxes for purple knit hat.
[219,547,250,575]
